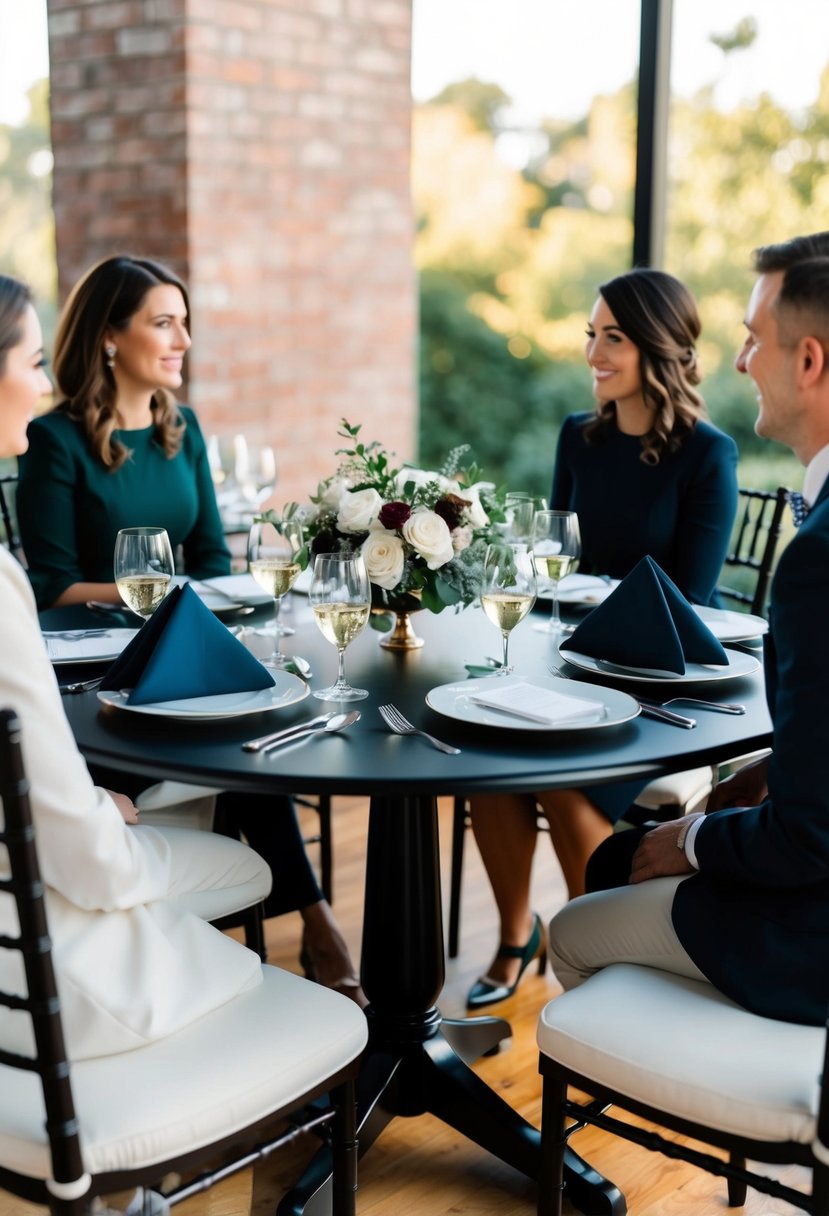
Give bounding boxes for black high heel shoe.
[466,913,547,1010]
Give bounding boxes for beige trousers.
[547,875,709,991]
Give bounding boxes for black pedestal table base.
[276,794,625,1216]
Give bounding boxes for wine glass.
[236,439,277,510]
[501,493,536,543]
[530,510,582,636]
[309,552,371,701]
[113,527,175,621]
[247,518,304,668]
[480,541,537,675]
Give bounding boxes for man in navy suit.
[549,232,829,1026]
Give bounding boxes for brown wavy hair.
[584,268,705,465]
[0,275,34,376]
[52,255,189,470]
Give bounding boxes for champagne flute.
[480,541,537,675]
[531,510,581,636]
[114,527,175,621]
[309,552,371,701]
[247,518,304,668]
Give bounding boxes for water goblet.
[531,510,581,636]
[247,518,304,669]
[113,527,175,621]
[480,541,537,675]
[309,552,371,701]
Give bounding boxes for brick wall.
[46,0,416,505]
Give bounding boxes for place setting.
[556,555,761,688]
[428,538,640,735]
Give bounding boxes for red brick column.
[46,0,416,503]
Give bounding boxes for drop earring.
[105,344,116,368]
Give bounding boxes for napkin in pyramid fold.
[100,584,275,704]
[560,555,728,675]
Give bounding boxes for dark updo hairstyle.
[53,255,189,470]
[0,275,34,377]
[584,268,705,465]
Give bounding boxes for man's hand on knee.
[629,817,699,884]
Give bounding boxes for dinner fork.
[378,704,461,755]
[60,676,105,694]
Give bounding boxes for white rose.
[361,529,405,590]
[337,488,383,533]
[319,476,351,510]
[452,525,473,553]
[402,509,455,570]
[463,481,492,528]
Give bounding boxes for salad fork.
[378,704,461,755]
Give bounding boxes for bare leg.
[469,792,541,986]
[535,788,613,899]
[300,899,367,1008]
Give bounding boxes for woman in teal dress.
[466,269,739,1011]
[17,255,364,1005]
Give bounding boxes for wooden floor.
[1,795,809,1216]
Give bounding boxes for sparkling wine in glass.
[309,552,371,701]
[114,527,175,621]
[247,518,304,669]
[531,510,581,636]
[480,541,537,675]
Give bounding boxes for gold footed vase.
[379,609,425,651]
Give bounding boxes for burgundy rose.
[433,493,470,532]
[378,500,413,530]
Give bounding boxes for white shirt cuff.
[683,815,705,869]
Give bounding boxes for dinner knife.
[242,712,336,752]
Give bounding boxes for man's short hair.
[753,232,829,273]
[775,256,829,356]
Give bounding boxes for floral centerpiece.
[279,420,505,647]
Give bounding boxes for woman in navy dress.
[466,269,739,1010]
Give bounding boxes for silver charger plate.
[425,674,640,731]
[97,671,309,720]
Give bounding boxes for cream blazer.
[0,548,261,1061]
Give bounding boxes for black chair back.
[717,486,789,617]
[0,707,87,1203]
[0,474,22,558]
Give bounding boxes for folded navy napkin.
[100,584,275,705]
[560,556,728,675]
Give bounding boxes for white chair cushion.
[0,965,367,1182]
[537,964,823,1144]
[633,766,713,812]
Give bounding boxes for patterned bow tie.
[788,490,812,527]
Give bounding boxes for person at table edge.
[467,268,738,1010]
[550,231,829,1025]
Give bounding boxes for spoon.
[242,709,359,753]
[258,710,360,755]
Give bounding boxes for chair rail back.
[0,707,87,1198]
[717,485,789,617]
[0,475,22,558]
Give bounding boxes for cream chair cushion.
[0,965,367,1182]
[537,964,823,1144]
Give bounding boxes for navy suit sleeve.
[694,516,829,886]
[672,429,738,605]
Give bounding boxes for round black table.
[58,603,772,1216]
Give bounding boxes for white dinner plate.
[43,628,139,665]
[540,575,620,606]
[425,674,640,732]
[173,575,272,614]
[693,605,768,642]
[96,672,309,720]
[560,649,760,684]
